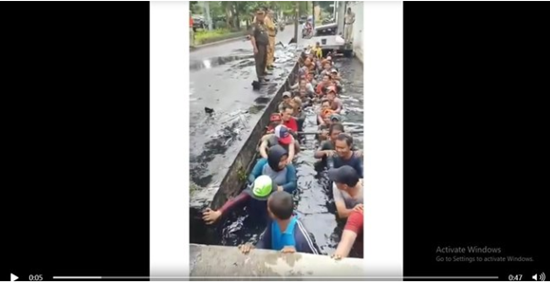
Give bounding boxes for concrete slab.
[189,244,367,279]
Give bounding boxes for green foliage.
[215,21,227,29]
[237,167,247,182]
[193,28,247,45]
[192,1,318,29]
[194,28,230,44]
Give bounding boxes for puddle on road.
[190,55,255,71]
[192,58,364,255]
[254,96,270,104]
[231,59,256,69]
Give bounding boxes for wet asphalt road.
[189,27,299,189]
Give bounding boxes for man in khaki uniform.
[250,9,270,83]
[265,9,277,71]
[344,7,356,44]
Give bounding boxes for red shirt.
[344,210,364,258]
[283,118,298,132]
[190,17,194,27]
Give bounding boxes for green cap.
[245,175,273,201]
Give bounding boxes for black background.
[4,2,150,281]
[3,1,548,281]
[404,2,548,280]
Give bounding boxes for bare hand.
[277,186,284,192]
[331,252,344,260]
[281,246,296,254]
[353,204,364,212]
[202,208,222,225]
[325,150,335,157]
[239,243,254,254]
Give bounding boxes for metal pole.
[205,1,212,30]
[294,2,299,43]
[312,1,315,29]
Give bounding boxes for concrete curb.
[191,35,248,51]
[190,244,366,277]
[354,46,364,65]
[190,25,295,51]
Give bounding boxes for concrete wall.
[190,244,367,278]
[349,1,364,63]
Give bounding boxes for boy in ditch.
[238,191,320,255]
[328,165,364,219]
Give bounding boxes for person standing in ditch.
[250,9,270,84]
[202,175,274,226]
[331,134,363,177]
[248,145,297,194]
[328,165,364,219]
[238,191,320,255]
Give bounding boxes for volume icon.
[540,272,546,281]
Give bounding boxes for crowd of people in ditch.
[202,43,364,260]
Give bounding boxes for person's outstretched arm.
[287,137,296,163]
[259,139,270,159]
[202,192,251,224]
[333,210,363,259]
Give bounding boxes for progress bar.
[53,276,501,280]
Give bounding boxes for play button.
[11,273,18,281]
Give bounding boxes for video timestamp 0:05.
[29,274,44,281]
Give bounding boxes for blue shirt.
[271,216,298,250]
[255,215,320,254]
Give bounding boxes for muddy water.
[194,58,364,255]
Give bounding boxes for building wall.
[348,1,364,63]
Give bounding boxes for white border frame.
[150,1,190,277]
[363,1,404,277]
